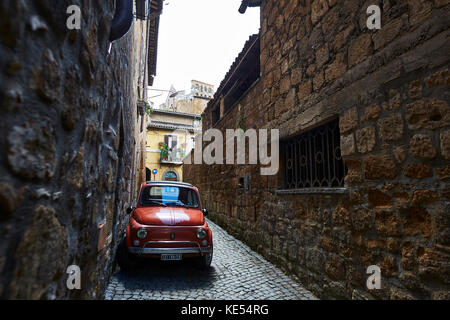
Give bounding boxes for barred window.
[282,119,347,189]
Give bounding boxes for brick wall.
[0,0,148,299]
[184,0,450,299]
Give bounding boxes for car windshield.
[140,185,199,208]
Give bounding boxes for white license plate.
[161,254,182,261]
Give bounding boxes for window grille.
[282,119,347,189]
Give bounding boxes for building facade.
[146,109,202,182]
[183,0,450,299]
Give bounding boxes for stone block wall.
[0,0,148,299]
[184,0,450,299]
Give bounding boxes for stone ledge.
[276,188,349,195]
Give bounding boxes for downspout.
[109,0,134,42]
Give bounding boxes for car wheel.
[195,246,213,270]
[116,237,136,272]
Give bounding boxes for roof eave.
[147,0,163,85]
[239,0,262,14]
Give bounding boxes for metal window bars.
[283,119,347,189]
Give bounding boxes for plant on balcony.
[159,143,169,161]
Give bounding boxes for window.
[165,134,177,149]
[238,174,251,191]
[140,185,199,208]
[282,119,347,189]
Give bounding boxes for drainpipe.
[109,0,134,42]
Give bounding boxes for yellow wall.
[145,128,195,182]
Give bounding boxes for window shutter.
[164,135,169,146]
[172,135,178,149]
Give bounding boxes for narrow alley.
[0,0,449,306]
[106,219,316,300]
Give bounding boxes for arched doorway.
[163,170,178,181]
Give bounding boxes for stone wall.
[0,0,148,299]
[184,0,450,299]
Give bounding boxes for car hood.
[133,206,204,226]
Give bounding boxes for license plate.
[161,254,182,261]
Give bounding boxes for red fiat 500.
[117,181,213,270]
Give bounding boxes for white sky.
[149,0,260,107]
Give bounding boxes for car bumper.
[128,240,212,256]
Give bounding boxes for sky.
[149,0,260,107]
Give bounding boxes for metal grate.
[283,119,347,189]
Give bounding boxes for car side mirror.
[126,206,136,215]
[201,208,208,216]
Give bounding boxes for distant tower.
[187,80,214,114]
[165,84,177,110]
[158,81,214,114]
[191,80,214,99]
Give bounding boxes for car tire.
[195,246,213,270]
[116,237,136,272]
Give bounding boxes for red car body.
[118,181,213,270]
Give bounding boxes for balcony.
[160,150,183,165]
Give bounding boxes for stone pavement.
[105,219,317,300]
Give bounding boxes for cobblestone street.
[105,219,317,300]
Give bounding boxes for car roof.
[143,180,194,187]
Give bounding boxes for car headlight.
[196,228,207,239]
[136,228,147,239]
